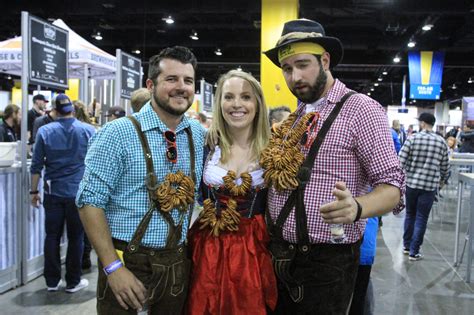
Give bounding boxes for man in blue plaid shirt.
[399,112,449,261]
[77,46,205,314]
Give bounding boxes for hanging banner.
[119,51,141,99]
[29,15,69,89]
[200,80,213,112]
[408,51,444,100]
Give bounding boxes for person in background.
[70,99,94,269]
[268,105,291,132]
[186,70,277,314]
[446,136,457,157]
[32,109,57,145]
[263,18,404,314]
[28,94,48,143]
[30,94,95,293]
[197,112,209,129]
[459,130,474,153]
[391,126,401,154]
[88,98,101,123]
[349,216,379,315]
[0,104,21,142]
[392,119,407,145]
[407,124,415,138]
[106,106,126,122]
[73,100,92,125]
[77,46,205,314]
[399,113,449,261]
[130,87,151,113]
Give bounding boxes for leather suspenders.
[126,116,196,251]
[268,91,357,249]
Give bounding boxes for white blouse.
[203,146,264,188]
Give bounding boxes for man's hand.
[320,182,358,224]
[30,193,41,208]
[107,266,147,311]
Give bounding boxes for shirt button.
[129,245,136,251]
[301,245,309,252]
[289,245,294,250]
[150,250,155,256]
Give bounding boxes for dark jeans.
[83,233,92,255]
[403,186,436,255]
[97,239,190,315]
[274,241,360,315]
[43,195,84,287]
[349,265,372,315]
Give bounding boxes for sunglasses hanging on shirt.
[164,130,177,163]
[300,112,320,148]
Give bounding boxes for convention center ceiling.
[0,0,473,107]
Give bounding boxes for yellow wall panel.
[261,0,298,111]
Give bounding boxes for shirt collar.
[137,101,191,133]
[298,79,348,113]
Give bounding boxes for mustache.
[170,91,188,97]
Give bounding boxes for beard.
[291,65,327,104]
[152,88,192,116]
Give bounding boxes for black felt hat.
[264,19,344,68]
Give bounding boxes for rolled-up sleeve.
[76,123,125,209]
[352,97,406,214]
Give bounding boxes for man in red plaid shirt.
[264,19,405,314]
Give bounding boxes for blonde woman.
[187,70,277,314]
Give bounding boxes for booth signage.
[28,15,68,89]
[408,51,444,100]
[120,52,141,99]
[202,81,213,112]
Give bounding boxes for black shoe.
[82,252,92,269]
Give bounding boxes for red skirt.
[186,214,277,315]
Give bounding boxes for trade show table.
[0,163,59,293]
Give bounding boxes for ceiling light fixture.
[367,92,371,96]
[468,77,473,84]
[374,83,379,87]
[163,16,174,24]
[92,31,102,41]
[422,24,433,31]
[378,77,383,82]
[190,31,199,40]
[7,75,12,80]
[132,49,141,54]
[393,56,401,63]
[370,88,374,91]
[451,83,457,89]
[382,71,388,75]
[407,41,416,48]
[236,66,242,71]
[214,48,222,56]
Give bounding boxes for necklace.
[155,171,195,212]
[260,110,318,191]
[199,170,253,237]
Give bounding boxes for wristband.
[353,198,362,223]
[29,190,39,195]
[103,259,123,275]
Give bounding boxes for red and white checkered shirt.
[268,80,405,244]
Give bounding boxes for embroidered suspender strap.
[269,91,357,247]
[126,116,196,251]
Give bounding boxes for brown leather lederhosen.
[266,92,356,304]
[97,116,196,314]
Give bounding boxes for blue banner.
[408,51,444,100]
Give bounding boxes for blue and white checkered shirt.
[76,102,205,248]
